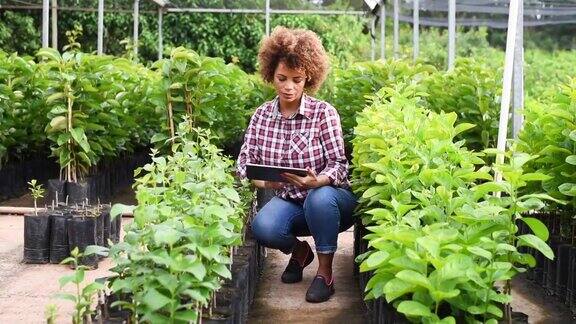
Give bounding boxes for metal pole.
[158,8,163,60]
[371,17,376,61]
[51,0,57,49]
[448,0,456,70]
[133,0,139,59]
[42,0,49,47]
[97,0,104,55]
[265,0,270,36]
[495,0,520,183]
[512,0,524,139]
[413,0,419,62]
[380,1,385,60]
[393,0,399,59]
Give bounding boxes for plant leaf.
[521,217,549,241]
[517,234,554,260]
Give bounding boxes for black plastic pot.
[102,207,111,246]
[256,188,275,210]
[205,287,235,324]
[497,311,529,324]
[569,246,576,313]
[46,179,65,205]
[49,212,71,264]
[556,243,571,300]
[545,238,561,294]
[115,212,122,243]
[23,212,51,264]
[67,181,91,205]
[67,217,98,268]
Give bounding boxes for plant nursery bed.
[354,222,575,324]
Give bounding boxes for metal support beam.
[413,0,419,62]
[133,0,139,59]
[380,1,385,60]
[97,0,104,55]
[370,17,376,61]
[42,0,49,47]
[51,0,57,49]
[393,0,399,59]
[158,8,163,60]
[495,0,520,183]
[265,0,270,36]
[512,0,524,139]
[448,0,456,70]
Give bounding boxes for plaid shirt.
[237,94,350,202]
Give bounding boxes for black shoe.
[281,241,314,283]
[305,275,335,303]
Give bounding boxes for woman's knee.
[304,186,339,211]
[250,212,279,244]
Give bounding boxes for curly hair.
[258,26,330,93]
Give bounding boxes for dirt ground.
[248,229,368,323]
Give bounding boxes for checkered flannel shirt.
[236,94,350,202]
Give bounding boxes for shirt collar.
[271,94,312,119]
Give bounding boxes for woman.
[237,27,357,303]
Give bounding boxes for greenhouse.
[0,0,575,323]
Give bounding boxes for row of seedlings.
[515,78,576,314]
[351,85,555,323]
[92,122,261,323]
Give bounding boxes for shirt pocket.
[289,128,319,156]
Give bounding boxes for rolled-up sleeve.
[318,104,348,186]
[236,108,262,180]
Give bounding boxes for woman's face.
[273,61,306,106]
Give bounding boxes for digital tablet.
[246,163,308,182]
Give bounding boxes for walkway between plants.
[248,228,368,323]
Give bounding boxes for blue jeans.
[251,186,358,254]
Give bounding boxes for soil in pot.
[23,212,51,264]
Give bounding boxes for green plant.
[424,58,502,151]
[517,78,576,211]
[352,85,555,323]
[28,179,45,216]
[107,121,251,322]
[325,59,436,143]
[151,47,254,148]
[56,246,108,324]
[44,303,58,324]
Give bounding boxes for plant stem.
[166,92,175,143]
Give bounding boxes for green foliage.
[517,78,576,210]
[107,122,252,322]
[324,59,436,142]
[424,58,502,151]
[44,304,58,324]
[56,246,107,324]
[151,47,259,148]
[38,47,161,181]
[0,51,49,165]
[0,11,40,55]
[28,179,45,215]
[352,86,554,323]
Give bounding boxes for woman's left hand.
[281,167,328,189]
